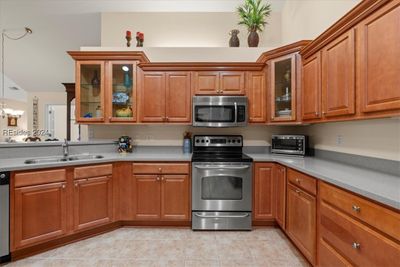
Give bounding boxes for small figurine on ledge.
[126,30,132,47]
[118,136,133,153]
[136,31,144,47]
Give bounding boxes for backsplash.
[88,125,295,147]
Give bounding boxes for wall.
[101,12,282,48]
[281,0,361,44]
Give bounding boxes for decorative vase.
[229,29,240,47]
[91,70,100,97]
[248,30,259,47]
[123,72,132,88]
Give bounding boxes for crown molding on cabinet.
[67,51,150,63]
[256,40,311,63]
[137,62,266,71]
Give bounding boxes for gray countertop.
[0,148,399,210]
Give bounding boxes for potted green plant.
[237,0,271,47]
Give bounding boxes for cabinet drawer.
[14,169,66,187]
[74,164,113,179]
[287,168,316,195]
[132,163,189,174]
[320,201,400,266]
[320,182,400,241]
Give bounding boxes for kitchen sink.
[24,154,104,164]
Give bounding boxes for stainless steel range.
[191,135,253,230]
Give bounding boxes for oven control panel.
[194,136,242,147]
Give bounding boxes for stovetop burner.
[191,135,253,163]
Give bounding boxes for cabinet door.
[253,163,274,220]
[302,52,322,121]
[193,71,219,95]
[286,183,316,265]
[273,165,286,229]
[138,71,166,122]
[161,175,189,220]
[165,72,191,122]
[73,176,113,231]
[76,61,105,122]
[107,61,137,123]
[132,175,161,220]
[220,71,245,95]
[270,54,297,122]
[322,30,356,118]
[247,71,267,123]
[358,1,400,114]
[14,182,67,249]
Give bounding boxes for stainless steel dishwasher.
[0,171,10,263]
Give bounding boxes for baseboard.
[121,220,191,227]
[252,220,277,226]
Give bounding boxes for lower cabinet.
[253,163,274,221]
[286,179,316,265]
[132,163,190,221]
[73,176,113,231]
[13,181,68,250]
[273,164,286,229]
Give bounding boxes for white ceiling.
[0,0,287,92]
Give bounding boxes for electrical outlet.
[336,135,343,146]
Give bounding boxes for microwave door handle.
[234,102,238,123]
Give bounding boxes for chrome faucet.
[62,139,69,157]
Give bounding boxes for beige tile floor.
[6,227,310,267]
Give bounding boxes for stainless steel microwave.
[192,96,248,127]
[271,135,308,156]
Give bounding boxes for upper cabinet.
[76,61,105,123]
[300,0,400,122]
[193,71,245,95]
[247,71,267,123]
[107,61,137,123]
[357,1,400,115]
[138,70,191,123]
[270,54,297,122]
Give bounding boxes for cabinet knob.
[158,168,162,172]
[156,176,160,181]
[271,116,274,120]
[352,242,361,249]
[62,184,66,189]
[315,112,319,116]
[295,178,301,183]
[74,183,78,187]
[322,111,326,115]
[161,176,165,181]
[295,189,301,194]
[352,205,361,213]
[166,117,169,121]
[0,174,5,179]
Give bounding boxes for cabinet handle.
[156,176,160,181]
[352,205,361,213]
[352,242,361,249]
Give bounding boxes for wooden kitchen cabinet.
[253,163,274,221]
[301,52,322,121]
[138,70,191,123]
[270,53,297,122]
[286,172,316,265]
[75,61,105,123]
[132,163,190,221]
[357,0,400,115]
[73,164,113,231]
[73,176,113,231]
[246,71,267,123]
[13,170,68,250]
[322,30,356,118]
[193,71,245,95]
[273,164,286,229]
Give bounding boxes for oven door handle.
[194,213,250,218]
[194,165,250,170]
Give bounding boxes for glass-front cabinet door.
[76,61,105,122]
[270,54,296,122]
[107,61,137,122]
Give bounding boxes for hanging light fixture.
[1,27,33,118]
